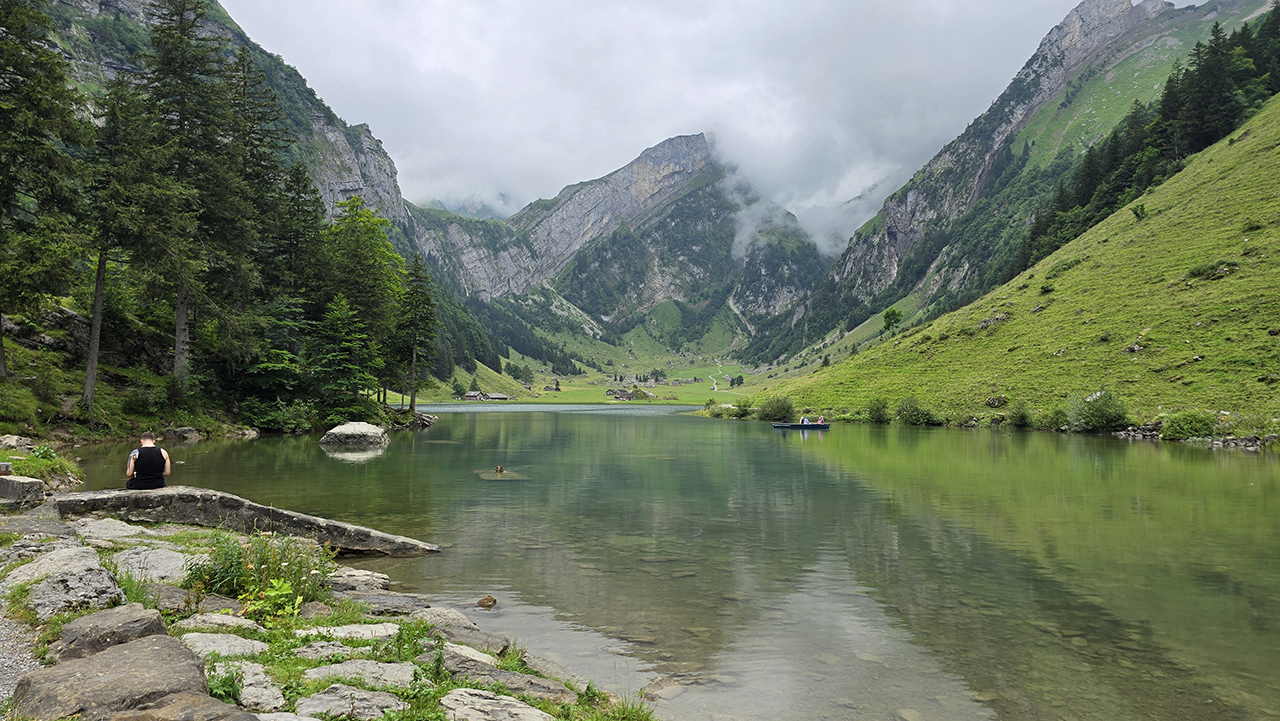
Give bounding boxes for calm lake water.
[77,407,1280,721]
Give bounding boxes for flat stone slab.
[524,654,591,691]
[47,602,167,662]
[53,488,439,557]
[172,614,265,634]
[294,641,361,660]
[295,623,400,641]
[438,688,554,721]
[0,516,77,538]
[294,684,407,721]
[113,546,206,584]
[0,475,46,506]
[418,648,576,704]
[410,608,508,654]
[318,423,389,447]
[180,633,269,659]
[74,518,157,540]
[302,660,418,689]
[326,567,390,593]
[256,715,318,721]
[110,691,257,721]
[214,662,286,712]
[13,635,206,721]
[335,589,431,616]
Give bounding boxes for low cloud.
[219,0,1201,243]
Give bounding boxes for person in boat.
[125,431,170,490]
[817,415,825,424]
[800,416,810,425]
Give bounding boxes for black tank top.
[129,446,166,490]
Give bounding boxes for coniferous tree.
[396,254,438,410]
[310,294,379,418]
[0,0,86,381]
[82,77,195,411]
[318,196,405,347]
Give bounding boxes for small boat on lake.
[771,423,830,430]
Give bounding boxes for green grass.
[8,453,84,485]
[767,94,1280,431]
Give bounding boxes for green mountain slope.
[768,95,1280,427]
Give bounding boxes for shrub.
[896,397,942,426]
[240,398,314,434]
[756,396,795,423]
[1160,410,1216,440]
[707,405,725,418]
[1008,402,1032,429]
[183,532,335,612]
[1067,390,1129,433]
[121,387,162,416]
[1044,405,1069,430]
[727,398,754,419]
[867,397,891,424]
[1186,260,1239,280]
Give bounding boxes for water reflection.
[76,414,1280,720]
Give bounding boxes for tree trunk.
[0,311,8,383]
[408,345,418,411]
[81,249,109,412]
[174,282,190,392]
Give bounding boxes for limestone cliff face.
[414,135,715,300]
[49,0,412,237]
[826,0,1174,305]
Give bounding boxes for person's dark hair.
[141,431,156,441]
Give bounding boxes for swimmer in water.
[495,465,504,474]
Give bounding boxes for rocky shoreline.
[0,489,634,721]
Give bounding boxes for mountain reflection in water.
[77,409,1279,721]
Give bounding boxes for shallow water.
[78,410,1280,720]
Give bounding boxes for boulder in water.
[318,423,389,447]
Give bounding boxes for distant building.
[485,393,509,401]
[463,391,485,401]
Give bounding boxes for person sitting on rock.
[125,431,170,490]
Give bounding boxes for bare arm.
[126,453,136,479]
[162,449,171,477]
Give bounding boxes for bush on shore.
[183,532,336,619]
[756,396,796,422]
[867,398,891,424]
[1067,390,1129,433]
[1160,410,1217,440]
[896,397,942,426]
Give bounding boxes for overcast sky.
[218,0,1187,245]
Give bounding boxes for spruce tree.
[318,196,405,346]
[0,0,86,381]
[397,254,438,410]
[82,77,195,411]
[310,294,379,417]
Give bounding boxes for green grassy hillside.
[767,95,1280,429]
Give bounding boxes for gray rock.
[0,434,35,451]
[294,623,400,641]
[74,518,156,541]
[0,534,79,567]
[145,583,241,615]
[1,546,125,620]
[409,608,477,631]
[13,635,206,721]
[0,476,46,507]
[523,654,591,691]
[46,603,167,662]
[293,641,359,660]
[437,688,554,721]
[318,423,389,447]
[53,488,439,557]
[326,567,389,593]
[418,649,577,704]
[172,614,265,634]
[180,633,269,659]
[334,590,431,616]
[294,684,407,721]
[256,715,318,721]
[113,547,206,584]
[213,662,286,712]
[301,660,418,689]
[109,691,256,721]
[165,427,202,441]
[298,601,331,619]
[0,516,77,539]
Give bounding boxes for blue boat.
[771,423,830,430]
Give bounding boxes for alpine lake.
[76,405,1280,721]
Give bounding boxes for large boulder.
[0,475,46,507]
[318,423,389,448]
[301,660,418,689]
[12,635,206,721]
[109,692,256,721]
[52,488,439,557]
[294,684,407,721]
[46,603,167,662]
[437,689,554,721]
[0,546,124,620]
